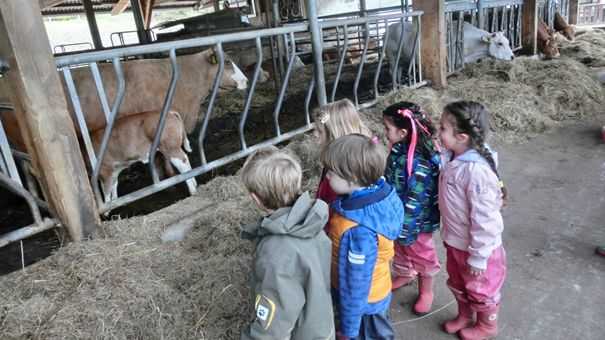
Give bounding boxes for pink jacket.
[439,148,504,270]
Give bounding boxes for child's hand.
[469,265,485,276]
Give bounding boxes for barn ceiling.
[39,0,206,15]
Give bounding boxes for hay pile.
[377,55,605,141]
[560,29,605,67]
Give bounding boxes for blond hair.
[321,134,386,187]
[241,146,302,210]
[314,98,372,149]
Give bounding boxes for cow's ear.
[481,34,492,43]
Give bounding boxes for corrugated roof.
[41,0,201,16]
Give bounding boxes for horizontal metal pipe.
[100,125,315,213]
[55,25,309,67]
[0,218,57,249]
[319,11,424,29]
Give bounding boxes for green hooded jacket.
[240,192,335,340]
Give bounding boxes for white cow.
[385,21,515,78]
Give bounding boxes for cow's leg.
[169,154,197,196]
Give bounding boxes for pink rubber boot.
[392,274,417,291]
[413,275,434,315]
[442,299,474,334]
[459,305,499,340]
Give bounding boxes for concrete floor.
[390,123,605,340]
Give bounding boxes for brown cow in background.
[538,20,560,59]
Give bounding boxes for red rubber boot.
[392,274,417,291]
[413,275,434,315]
[442,299,474,334]
[459,305,499,340]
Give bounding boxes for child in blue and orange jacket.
[321,134,404,340]
[382,102,441,316]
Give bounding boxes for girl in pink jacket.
[438,101,507,340]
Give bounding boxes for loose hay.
[2,33,605,340]
[560,29,605,67]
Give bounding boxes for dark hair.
[383,101,437,159]
[443,101,508,204]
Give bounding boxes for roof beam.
[111,0,131,15]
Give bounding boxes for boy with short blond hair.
[240,146,335,340]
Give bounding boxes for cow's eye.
[497,42,503,46]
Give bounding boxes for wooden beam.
[522,0,538,55]
[416,0,447,89]
[38,0,64,10]
[0,1,100,240]
[82,0,103,49]
[568,0,579,25]
[143,0,156,29]
[111,0,131,16]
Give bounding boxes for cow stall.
[538,0,569,29]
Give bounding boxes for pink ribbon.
[398,109,430,177]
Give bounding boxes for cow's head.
[205,49,248,91]
[541,38,560,59]
[561,25,576,41]
[481,32,515,61]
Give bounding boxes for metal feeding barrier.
[301,10,425,112]
[0,105,58,249]
[538,0,569,29]
[445,0,523,74]
[55,24,317,214]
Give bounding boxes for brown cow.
[554,12,575,41]
[91,110,196,203]
[538,21,560,59]
[0,48,248,151]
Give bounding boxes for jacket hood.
[241,191,328,240]
[332,178,403,240]
[446,145,499,168]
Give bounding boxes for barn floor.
[390,122,605,340]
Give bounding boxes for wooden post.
[0,1,100,240]
[568,0,579,25]
[82,0,103,50]
[522,0,538,55]
[416,0,447,89]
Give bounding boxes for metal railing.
[538,0,570,28]
[0,105,58,249]
[110,30,157,47]
[302,10,425,112]
[445,0,523,74]
[53,42,94,54]
[578,3,605,25]
[55,24,315,214]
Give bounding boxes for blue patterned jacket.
[385,141,441,246]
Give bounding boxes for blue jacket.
[385,141,441,246]
[326,178,404,338]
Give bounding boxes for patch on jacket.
[254,294,276,329]
[348,250,366,265]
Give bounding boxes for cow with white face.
[385,21,515,79]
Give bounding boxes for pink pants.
[445,243,507,312]
[392,232,441,278]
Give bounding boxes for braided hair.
[443,101,508,204]
[382,101,437,159]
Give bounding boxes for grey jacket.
[240,192,335,340]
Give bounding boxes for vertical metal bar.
[478,0,485,29]
[273,32,297,136]
[447,12,453,73]
[417,14,423,83]
[0,118,22,186]
[405,18,420,87]
[62,67,98,170]
[198,43,225,165]
[305,75,315,126]
[82,0,103,49]
[90,62,111,123]
[491,7,497,32]
[272,0,285,80]
[305,0,327,106]
[131,0,151,44]
[239,37,263,150]
[269,36,281,90]
[393,16,406,89]
[457,13,464,70]
[353,22,370,107]
[374,17,390,99]
[92,57,126,205]
[331,24,348,102]
[148,48,180,184]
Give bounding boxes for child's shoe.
[413,275,434,315]
[458,305,499,340]
[391,274,417,291]
[442,299,474,334]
